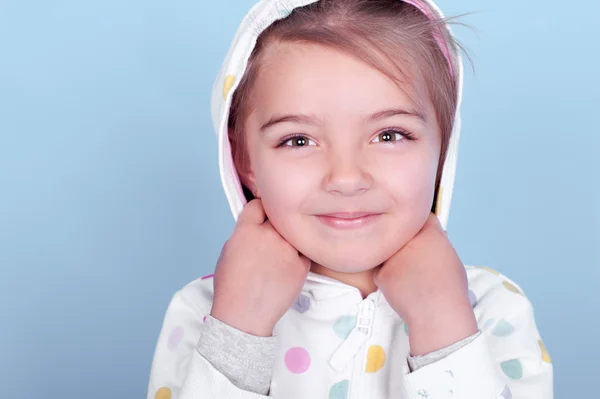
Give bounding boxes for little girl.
[147,0,553,398]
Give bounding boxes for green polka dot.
[329,379,350,399]
[333,315,357,339]
[403,322,409,335]
[501,359,523,380]
[492,320,515,337]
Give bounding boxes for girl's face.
[242,42,441,273]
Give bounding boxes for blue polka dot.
[492,320,515,337]
[333,315,356,339]
[403,322,409,335]
[501,359,523,380]
[329,379,350,399]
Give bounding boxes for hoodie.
[146,0,554,398]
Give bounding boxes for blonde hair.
[228,0,465,212]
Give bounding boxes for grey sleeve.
[196,314,480,389]
[196,315,277,395]
[407,330,482,371]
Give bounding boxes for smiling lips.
[315,212,382,229]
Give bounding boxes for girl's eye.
[278,135,316,148]
[371,129,410,144]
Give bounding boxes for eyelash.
[275,128,417,149]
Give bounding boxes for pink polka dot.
[201,274,214,280]
[284,347,311,374]
[167,326,184,351]
[203,316,207,323]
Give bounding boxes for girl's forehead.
[252,42,433,121]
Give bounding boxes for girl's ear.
[240,169,260,199]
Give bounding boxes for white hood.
[210,0,463,231]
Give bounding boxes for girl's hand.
[373,213,478,356]
[210,199,311,337]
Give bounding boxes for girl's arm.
[402,267,553,399]
[147,289,272,399]
[195,315,276,395]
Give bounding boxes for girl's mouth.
[315,212,382,230]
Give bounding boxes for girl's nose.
[323,152,372,196]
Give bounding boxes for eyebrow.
[259,107,426,133]
[259,113,322,132]
[366,107,427,124]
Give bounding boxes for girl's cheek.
[259,164,318,210]
[377,156,437,203]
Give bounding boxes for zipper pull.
[329,299,376,373]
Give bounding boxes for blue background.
[1,0,598,397]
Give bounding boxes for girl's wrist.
[406,299,478,357]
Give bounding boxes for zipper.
[349,342,367,399]
[329,298,376,374]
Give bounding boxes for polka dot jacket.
[147,0,553,397]
[148,268,552,398]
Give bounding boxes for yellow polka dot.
[503,281,523,295]
[223,75,236,100]
[477,266,500,275]
[154,387,172,399]
[365,345,386,373]
[539,340,551,363]
[434,186,443,216]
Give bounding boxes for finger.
[237,199,267,225]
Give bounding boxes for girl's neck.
[310,262,379,299]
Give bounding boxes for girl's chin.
[303,246,395,274]
[309,261,382,296]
